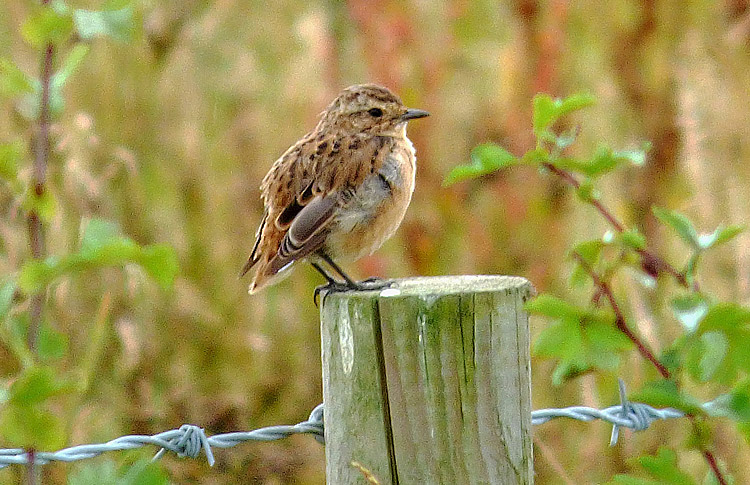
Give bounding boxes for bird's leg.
[318,253,357,287]
[311,261,353,307]
[311,261,339,285]
[318,253,394,291]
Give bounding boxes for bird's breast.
[325,141,416,261]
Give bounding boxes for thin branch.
[572,252,727,485]
[571,252,670,379]
[543,162,696,291]
[701,448,727,485]
[25,449,37,485]
[25,2,53,482]
[26,24,55,351]
[544,163,625,231]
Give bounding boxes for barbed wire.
[0,381,698,469]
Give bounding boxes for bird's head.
[319,84,429,136]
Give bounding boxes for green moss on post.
[320,275,534,484]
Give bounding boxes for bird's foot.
[313,278,395,307]
[314,281,350,307]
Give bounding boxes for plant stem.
[572,252,727,485]
[571,252,670,378]
[543,162,697,291]
[26,39,54,351]
[25,449,36,485]
[700,448,727,485]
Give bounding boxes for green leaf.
[80,218,121,252]
[69,458,169,485]
[22,5,74,47]
[139,244,179,289]
[697,225,745,250]
[525,294,584,320]
[714,225,744,246]
[0,403,65,450]
[652,207,699,249]
[708,380,750,423]
[443,144,517,185]
[533,317,592,385]
[568,240,603,287]
[38,322,69,361]
[636,448,697,485]
[581,312,631,372]
[698,303,750,333]
[689,303,750,384]
[73,6,135,42]
[18,259,50,294]
[17,15,87,120]
[69,461,119,485]
[571,146,621,177]
[0,140,23,182]
[51,43,89,92]
[609,476,662,485]
[632,380,703,415]
[533,306,630,383]
[576,178,600,202]
[687,331,728,382]
[8,366,71,406]
[586,147,620,176]
[556,93,597,117]
[533,317,582,359]
[0,279,16,320]
[613,142,650,167]
[555,144,647,178]
[519,147,548,166]
[550,360,592,386]
[22,187,58,222]
[4,315,35,369]
[572,239,604,264]
[671,295,709,333]
[0,59,35,98]
[532,94,557,137]
[19,220,178,293]
[618,229,647,250]
[532,92,595,138]
[584,319,632,353]
[569,264,590,288]
[118,459,170,485]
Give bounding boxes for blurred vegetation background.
[2,0,750,483]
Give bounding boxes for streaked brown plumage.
[241,84,428,294]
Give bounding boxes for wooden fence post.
[320,275,534,484]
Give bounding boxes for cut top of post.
[330,275,534,299]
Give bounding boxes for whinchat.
[240,84,429,294]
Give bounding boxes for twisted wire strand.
[0,388,694,469]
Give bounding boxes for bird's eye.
[367,108,383,117]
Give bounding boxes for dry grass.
[1,0,750,483]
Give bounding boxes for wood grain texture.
[321,275,534,484]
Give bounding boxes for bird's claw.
[314,281,352,307]
[313,278,395,307]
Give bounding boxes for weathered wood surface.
[320,275,534,484]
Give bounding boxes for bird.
[240,83,429,296]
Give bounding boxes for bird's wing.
[265,193,337,275]
[247,133,390,291]
[239,210,268,277]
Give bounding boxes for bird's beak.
[401,108,430,121]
